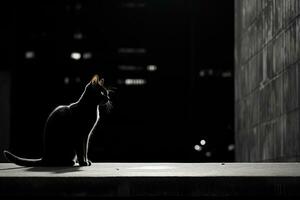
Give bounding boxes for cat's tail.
[3,150,43,167]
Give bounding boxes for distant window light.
[71,52,81,60]
[66,5,71,11]
[200,139,206,146]
[147,65,157,72]
[194,145,202,152]
[199,70,205,77]
[118,48,146,54]
[75,3,82,10]
[118,65,142,71]
[122,2,135,8]
[25,51,35,59]
[117,79,124,85]
[41,32,47,37]
[222,71,232,78]
[73,32,83,40]
[125,78,146,85]
[64,77,70,85]
[75,77,81,83]
[205,151,212,157]
[122,2,146,8]
[139,3,146,7]
[83,52,92,59]
[228,144,235,151]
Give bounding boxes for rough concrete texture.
[1,163,300,177]
[1,163,300,198]
[235,0,300,161]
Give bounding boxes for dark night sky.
[0,0,234,162]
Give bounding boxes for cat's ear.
[91,74,99,85]
[99,78,104,86]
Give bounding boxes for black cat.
[4,74,111,167]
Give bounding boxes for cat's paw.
[87,160,92,166]
[79,160,92,166]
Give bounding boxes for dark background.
[0,0,234,162]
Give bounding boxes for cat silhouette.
[4,74,111,167]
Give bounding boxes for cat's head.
[86,74,111,106]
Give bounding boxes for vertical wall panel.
[235,0,300,161]
[0,72,10,162]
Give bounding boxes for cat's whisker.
[105,101,113,113]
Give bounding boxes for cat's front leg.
[76,138,92,166]
[77,153,91,166]
[78,152,92,166]
[79,160,92,166]
[76,152,91,166]
[83,135,92,166]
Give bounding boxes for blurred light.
[73,32,83,40]
[117,79,123,85]
[122,2,135,8]
[66,5,71,11]
[194,145,202,151]
[222,71,232,78]
[75,3,82,10]
[122,2,146,8]
[118,48,146,54]
[41,32,47,37]
[118,65,142,71]
[75,77,81,83]
[208,69,213,76]
[64,77,70,85]
[83,52,92,59]
[199,70,205,77]
[205,152,212,157]
[71,52,81,60]
[125,79,146,85]
[147,65,157,72]
[25,51,35,59]
[200,139,206,146]
[228,144,235,151]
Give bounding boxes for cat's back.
[46,105,71,125]
[43,105,73,137]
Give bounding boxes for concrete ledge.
[1,163,300,198]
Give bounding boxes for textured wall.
[235,0,300,161]
[0,72,10,162]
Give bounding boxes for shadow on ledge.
[25,166,83,174]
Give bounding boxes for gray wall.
[235,0,300,161]
[0,72,10,162]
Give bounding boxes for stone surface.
[1,163,300,198]
[1,162,300,177]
